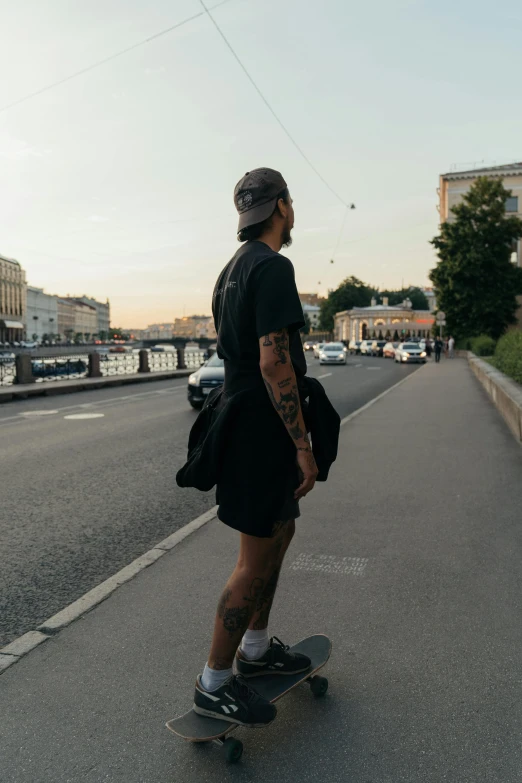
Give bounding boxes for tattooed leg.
[206,527,294,670]
[249,519,296,631]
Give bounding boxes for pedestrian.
[434,336,443,363]
[444,337,449,357]
[448,335,455,358]
[176,168,339,728]
[425,338,432,359]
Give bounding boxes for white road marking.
[367,367,381,370]
[290,553,368,575]
[0,384,187,424]
[20,410,59,416]
[317,373,332,379]
[63,413,105,420]
[355,363,362,368]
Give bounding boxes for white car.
[319,342,347,365]
[359,339,374,356]
[394,342,427,363]
[313,342,325,359]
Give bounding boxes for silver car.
[394,342,427,363]
[319,342,347,365]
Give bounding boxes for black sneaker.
[193,674,277,728]
[236,636,312,678]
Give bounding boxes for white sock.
[240,628,270,660]
[200,663,233,692]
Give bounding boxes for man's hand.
[295,444,318,500]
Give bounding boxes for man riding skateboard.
[177,168,339,729]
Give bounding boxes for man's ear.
[277,197,287,219]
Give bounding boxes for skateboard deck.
[166,634,331,761]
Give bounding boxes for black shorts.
[216,398,300,538]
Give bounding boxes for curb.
[468,354,522,443]
[0,369,193,404]
[0,506,218,674]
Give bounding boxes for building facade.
[57,299,76,340]
[299,293,324,307]
[0,253,26,343]
[335,297,434,342]
[173,316,217,339]
[302,303,321,330]
[74,296,110,335]
[26,287,59,341]
[439,162,522,265]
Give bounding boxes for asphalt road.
[0,354,418,646]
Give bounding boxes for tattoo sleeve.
[259,329,310,451]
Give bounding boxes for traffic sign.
[437,319,446,326]
[436,311,446,322]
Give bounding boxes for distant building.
[0,253,26,343]
[60,298,97,339]
[335,297,434,342]
[302,303,321,330]
[140,323,175,340]
[72,295,110,335]
[26,287,59,341]
[173,316,217,339]
[299,293,324,307]
[438,162,522,266]
[57,299,76,340]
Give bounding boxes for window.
[505,196,518,213]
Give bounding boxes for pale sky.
[1,0,521,328]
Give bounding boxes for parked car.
[151,344,176,352]
[318,342,347,365]
[348,340,362,354]
[370,340,387,357]
[394,343,427,363]
[313,342,325,359]
[359,340,374,356]
[303,340,317,352]
[187,353,225,409]
[383,341,399,358]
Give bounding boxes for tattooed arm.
[259,329,318,500]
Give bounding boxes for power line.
[199,0,350,208]
[0,0,233,115]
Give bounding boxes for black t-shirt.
[212,241,306,378]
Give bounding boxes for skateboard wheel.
[310,675,328,697]
[223,737,243,763]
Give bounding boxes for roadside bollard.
[14,354,35,384]
[177,347,186,370]
[139,349,150,373]
[88,352,102,378]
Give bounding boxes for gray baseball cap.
[234,168,287,231]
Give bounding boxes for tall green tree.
[430,177,522,340]
[300,312,311,336]
[319,276,378,331]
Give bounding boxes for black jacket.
[176,376,340,491]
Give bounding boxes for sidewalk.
[1,360,521,782]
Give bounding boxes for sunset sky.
[1,0,521,327]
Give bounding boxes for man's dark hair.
[237,188,290,243]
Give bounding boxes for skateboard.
[166,634,331,763]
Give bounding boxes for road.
[0,354,418,646]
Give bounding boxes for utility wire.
[199,0,350,208]
[0,0,233,115]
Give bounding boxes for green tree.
[380,286,429,310]
[430,177,522,340]
[319,276,378,331]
